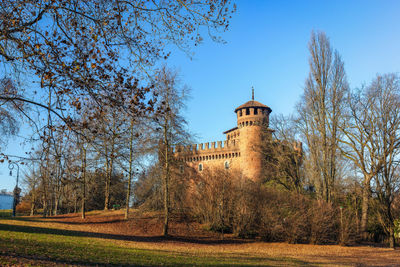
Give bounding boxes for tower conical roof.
[234,100,271,113]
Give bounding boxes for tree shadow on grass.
[14,217,127,225]
[0,223,316,266]
[0,252,315,267]
[1,215,128,226]
[0,222,248,245]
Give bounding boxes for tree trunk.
[361,177,371,240]
[105,157,114,210]
[42,177,48,217]
[125,118,134,220]
[30,200,35,216]
[389,224,395,249]
[53,158,62,216]
[125,174,131,220]
[42,197,47,218]
[104,142,110,211]
[54,196,58,216]
[163,124,170,237]
[81,147,87,219]
[30,188,36,216]
[49,193,54,216]
[104,128,115,211]
[74,193,77,213]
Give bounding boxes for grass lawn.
[0,210,12,217]
[0,210,399,266]
[0,223,303,266]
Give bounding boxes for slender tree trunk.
[42,174,49,217]
[105,155,114,210]
[81,146,87,219]
[104,142,110,211]
[104,119,116,211]
[30,186,36,216]
[125,118,134,220]
[53,158,62,216]
[163,122,170,237]
[43,87,51,218]
[42,195,48,217]
[74,192,77,213]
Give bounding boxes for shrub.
[309,200,338,244]
[189,170,344,244]
[16,200,31,215]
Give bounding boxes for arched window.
[198,163,203,172]
[179,165,184,174]
[224,161,230,169]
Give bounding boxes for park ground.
[0,210,399,266]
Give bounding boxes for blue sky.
[168,0,400,142]
[1,0,400,191]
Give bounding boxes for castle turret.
[234,97,272,181]
[173,91,273,182]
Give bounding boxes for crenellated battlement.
[174,139,240,154]
[173,139,241,162]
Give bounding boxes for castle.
[174,93,274,181]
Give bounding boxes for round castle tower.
[234,97,272,181]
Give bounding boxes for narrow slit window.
[224,161,230,169]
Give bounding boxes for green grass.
[0,220,311,266]
[0,210,12,217]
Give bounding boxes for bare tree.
[341,74,400,246]
[297,31,348,203]
[338,75,400,241]
[266,114,304,193]
[152,66,190,237]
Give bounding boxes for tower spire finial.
[252,86,254,101]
